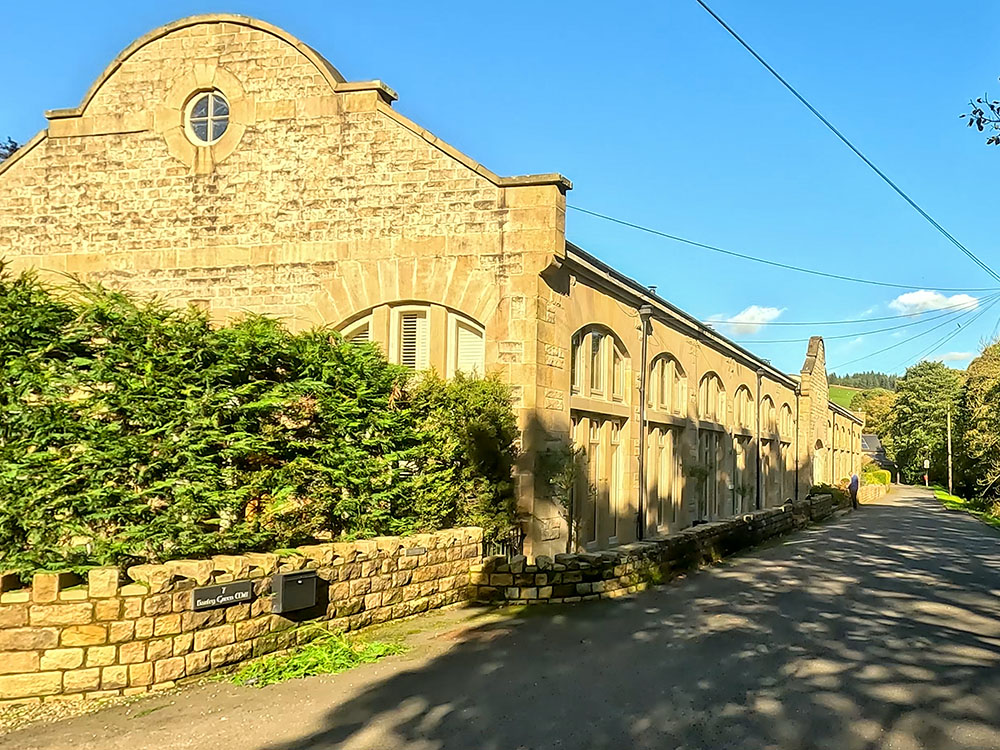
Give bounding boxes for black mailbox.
[271,569,318,613]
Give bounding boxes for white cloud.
[931,352,975,363]
[711,305,785,335]
[888,290,979,315]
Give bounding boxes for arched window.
[698,372,726,424]
[648,354,687,415]
[734,386,754,430]
[779,404,794,436]
[570,326,629,404]
[761,396,777,434]
[337,302,485,376]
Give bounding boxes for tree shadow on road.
[263,492,1000,750]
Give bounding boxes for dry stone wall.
[0,528,481,703]
[470,495,842,606]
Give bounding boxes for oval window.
[185,90,229,145]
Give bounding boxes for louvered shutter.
[400,312,429,370]
[346,322,370,343]
[455,322,484,375]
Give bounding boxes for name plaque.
[192,580,254,611]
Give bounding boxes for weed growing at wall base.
[230,629,405,687]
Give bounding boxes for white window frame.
[590,333,605,395]
[447,313,485,377]
[341,315,373,345]
[390,305,431,371]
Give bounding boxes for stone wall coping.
[0,527,483,605]
[336,80,398,103]
[472,497,828,577]
[470,493,857,608]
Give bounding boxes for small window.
[612,345,624,401]
[590,334,604,394]
[660,359,672,412]
[399,311,429,370]
[571,334,584,393]
[186,90,229,145]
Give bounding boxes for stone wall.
[470,495,841,606]
[858,483,890,504]
[0,528,481,703]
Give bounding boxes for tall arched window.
[570,326,629,404]
[734,386,754,431]
[569,325,631,550]
[697,372,726,424]
[761,396,777,434]
[779,403,794,437]
[648,354,687,415]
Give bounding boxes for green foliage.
[956,342,1000,499]
[230,628,404,687]
[828,371,897,390]
[536,440,584,551]
[0,137,18,162]
[0,270,517,575]
[849,388,896,439]
[809,483,849,506]
[887,361,964,485]
[861,467,891,486]
[406,372,519,541]
[827,385,860,409]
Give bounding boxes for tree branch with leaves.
[961,84,1000,145]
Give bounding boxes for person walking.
[849,472,860,510]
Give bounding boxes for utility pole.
[947,408,953,497]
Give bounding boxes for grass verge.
[931,486,1000,530]
[230,628,405,688]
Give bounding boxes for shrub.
[0,270,518,576]
[809,483,850,507]
[862,468,891,486]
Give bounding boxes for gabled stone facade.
[0,14,862,558]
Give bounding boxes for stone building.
[0,14,862,557]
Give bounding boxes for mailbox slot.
[271,569,318,613]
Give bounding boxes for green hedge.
[862,468,891,486]
[0,270,518,576]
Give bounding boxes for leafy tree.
[849,388,896,438]
[0,138,18,162]
[961,86,1000,145]
[887,361,963,484]
[956,342,1000,498]
[0,269,518,576]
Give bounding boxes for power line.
[568,205,1000,293]
[890,297,1000,371]
[694,0,1000,285]
[738,296,992,326]
[730,295,996,343]
[828,297,993,370]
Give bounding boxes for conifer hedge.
[0,270,518,576]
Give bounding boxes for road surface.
[6,486,1000,750]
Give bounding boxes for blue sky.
[3,1,1000,375]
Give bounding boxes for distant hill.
[829,384,863,409]
[828,371,897,390]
